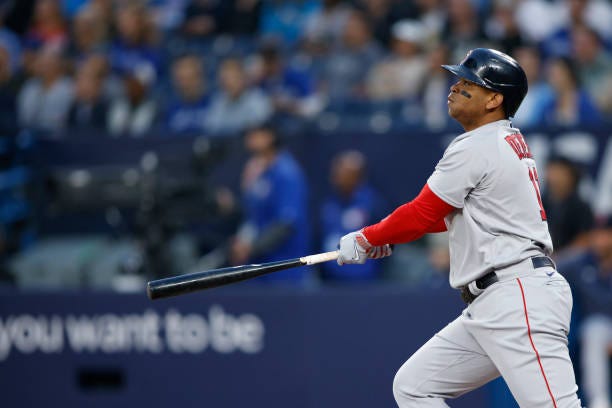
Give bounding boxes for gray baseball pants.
[393,259,583,407]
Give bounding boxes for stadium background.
[0,0,610,407]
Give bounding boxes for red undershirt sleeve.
[362,183,456,245]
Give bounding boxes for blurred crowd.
[0,1,610,404]
[0,0,610,139]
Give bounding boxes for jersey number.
[505,133,547,221]
[527,166,547,221]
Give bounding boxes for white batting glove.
[337,230,393,265]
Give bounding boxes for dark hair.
[551,56,581,88]
[547,154,583,188]
[245,122,283,149]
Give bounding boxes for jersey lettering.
[505,134,547,221]
[505,133,533,159]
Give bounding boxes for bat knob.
[146,282,155,300]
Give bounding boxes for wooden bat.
[146,250,339,300]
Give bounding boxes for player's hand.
[337,230,393,265]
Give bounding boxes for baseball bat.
[146,250,339,300]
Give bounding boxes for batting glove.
[337,229,393,265]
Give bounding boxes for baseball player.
[337,48,583,407]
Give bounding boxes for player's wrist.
[361,225,384,246]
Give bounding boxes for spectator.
[572,25,612,114]
[512,45,555,128]
[17,45,73,133]
[303,0,352,49]
[229,124,310,283]
[259,0,320,47]
[441,0,488,64]
[66,55,109,131]
[541,56,602,127]
[250,42,320,118]
[88,0,114,31]
[181,0,228,38]
[148,0,190,32]
[515,0,565,44]
[542,155,594,254]
[412,0,445,40]
[25,0,68,49]
[164,54,210,135]
[355,0,397,48]
[226,0,262,35]
[484,0,526,55]
[541,0,612,58]
[322,10,383,101]
[419,43,454,130]
[108,2,161,76]
[107,62,157,137]
[0,10,22,77]
[319,150,386,281]
[0,43,20,135]
[560,216,612,408]
[68,5,109,60]
[205,58,272,136]
[60,0,89,18]
[366,19,428,101]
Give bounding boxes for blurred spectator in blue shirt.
[572,25,612,115]
[366,19,428,101]
[205,58,272,136]
[320,150,386,281]
[512,45,555,129]
[541,56,602,127]
[17,45,73,134]
[322,10,383,101]
[259,0,320,47]
[250,42,321,119]
[230,124,310,283]
[107,62,157,137]
[560,216,612,408]
[61,0,88,17]
[164,54,210,135]
[542,0,612,58]
[108,2,161,76]
[66,54,109,130]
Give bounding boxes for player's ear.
[485,93,504,111]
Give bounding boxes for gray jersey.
[427,119,553,288]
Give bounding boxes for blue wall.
[0,285,493,408]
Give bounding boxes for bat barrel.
[147,258,304,300]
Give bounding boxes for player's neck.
[461,113,507,132]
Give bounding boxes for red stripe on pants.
[517,278,558,408]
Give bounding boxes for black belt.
[460,256,555,304]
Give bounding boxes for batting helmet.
[442,48,528,118]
